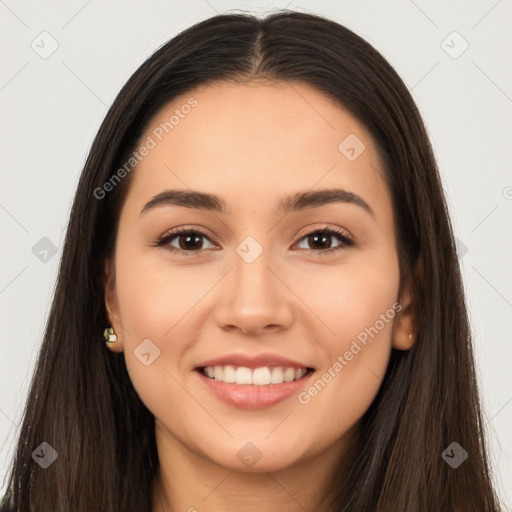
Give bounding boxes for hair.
[1,9,503,512]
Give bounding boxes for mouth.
[194,365,316,409]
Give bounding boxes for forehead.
[123,80,389,218]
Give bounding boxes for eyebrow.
[140,188,374,218]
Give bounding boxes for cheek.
[114,242,209,341]
[292,251,400,345]
[294,256,400,440]
[112,247,206,416]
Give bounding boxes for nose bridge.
[213,232,293,333]
[232,233,278,304]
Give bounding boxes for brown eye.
[157,228,216,255]
[175,233,205,251]
[294,228,354,254]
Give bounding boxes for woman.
[1,10,503,511]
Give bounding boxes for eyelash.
[154,225,356,257]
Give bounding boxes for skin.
[103,80,415,512]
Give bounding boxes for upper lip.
[195,352,314,370]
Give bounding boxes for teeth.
[235,366,252,385]
[270,367,284,384]
[284,367,295,382]
[252,367,271,385]
[223,365,236,383]
[202,365,308,385]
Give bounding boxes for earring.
[408,332,413,342]
[103,326,118,347]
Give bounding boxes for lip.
[194,368,315,409]
[195,352,314,370]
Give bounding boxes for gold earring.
[103,326,118,347]
[408,332,413,341]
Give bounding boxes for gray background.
[1,0,511,508]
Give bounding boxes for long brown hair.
[1,10,502,511]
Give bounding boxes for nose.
[213,243,294,337]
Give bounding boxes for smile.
[195,365,315,409]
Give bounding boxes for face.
[103,80,414,473]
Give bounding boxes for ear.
[103,257,124,353]
[392,257,421,350]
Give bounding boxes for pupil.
[310,233,331,249]
[180,234,202,250]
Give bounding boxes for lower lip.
[195,369,315,409]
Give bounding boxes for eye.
[293,227,355,255]
[155,227,216,256]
